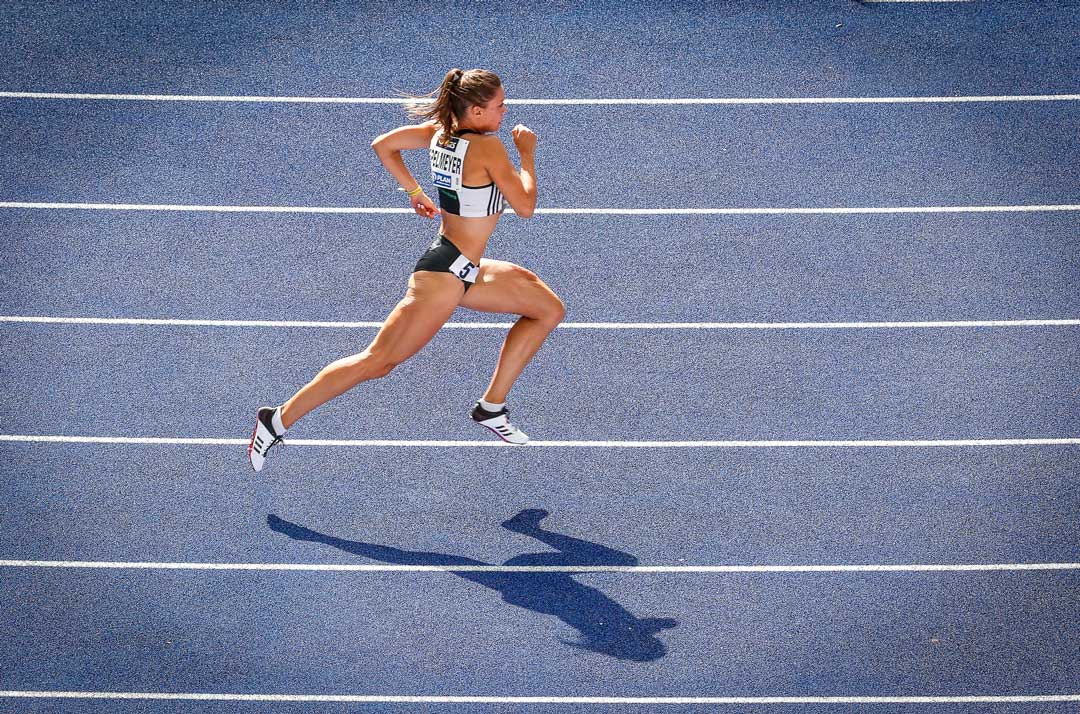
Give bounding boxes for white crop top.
[429,132,504,218]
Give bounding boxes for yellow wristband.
[406,185,424,197]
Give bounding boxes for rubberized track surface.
[1,2,1078,712]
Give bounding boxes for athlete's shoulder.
[461,132,507,155]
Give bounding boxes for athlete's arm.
[371,122,440,218]
[481,125,537,218]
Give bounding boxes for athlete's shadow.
[267,509,677,662]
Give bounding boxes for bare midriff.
[438,212,500,264]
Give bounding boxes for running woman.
[248,68,564,471]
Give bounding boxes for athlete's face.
[472,86,507,132]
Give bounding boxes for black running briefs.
[413,235,478,291]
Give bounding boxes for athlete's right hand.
[512,124,537,155]
[411,191,440,219]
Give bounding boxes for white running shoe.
[471,402,529,445]
[248,407,284,471]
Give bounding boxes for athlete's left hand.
[411,191,440,219]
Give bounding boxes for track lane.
[1,442,1078,566]
[2,212,1078,325]
[2,101,1078,208]
[1,2,1076,98]
[0,323,1077,441]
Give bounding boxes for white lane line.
[535,205,1080,215]
[3,201,1079,215]
[3,316,1079,330]
[1,560,1076,574]
[1,691,1077,705]
[2,91,1075,105]
[1,435,1078,448]
[0,201,412,214]
[0,315,393,329]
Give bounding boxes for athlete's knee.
[510,266,564,326]
[530,282,564,327]
[538,292,565,328]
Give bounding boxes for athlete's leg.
[458,260,565,403]
[279,272,464,429]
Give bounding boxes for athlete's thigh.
[366,271,464,361]
[458,259,557,316]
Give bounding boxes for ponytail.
[407,68,502,143]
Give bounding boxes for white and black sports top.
[429,132,504,217]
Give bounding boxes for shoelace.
[496,409,514,432]
[254,433,284,454]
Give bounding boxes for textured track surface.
[1,1,1078,712]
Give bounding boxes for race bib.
[429,136,467,192]
[448,253,479,283]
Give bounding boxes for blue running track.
[1,2,1078,712]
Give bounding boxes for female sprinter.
[248,68,564,471]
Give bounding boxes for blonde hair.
[407,68,502,143]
